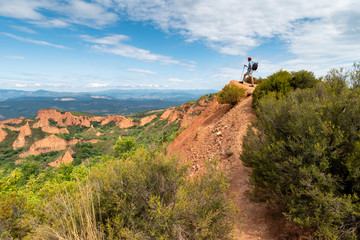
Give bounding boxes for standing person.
[240,57,254,87]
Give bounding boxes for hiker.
[240,57,254,87]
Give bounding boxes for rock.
[20,134,68,157]
[42,126,69,134]
[139,114,157,126]
[0,125,8,143]
[49,149,74,167]
[13,122,32,149]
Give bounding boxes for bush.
[242,81,360,238]
[113,136,137,159]
[252,70,319,107]
[31,149,236,239]
[217,84,246,106]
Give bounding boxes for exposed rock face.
[95,132,104,136]
[63,112,91,127]
[49,149,74,167]
[13,122,32,149]
[100,115,135,128]
[0,125,8,143]
[32,109,136,130]
[1,117,25,125]
[139,114,157,126]
[20,134,68,157]
[33,109,66,128]
[160,109,174,120]
[42,126,69,134]
[159,98,213,128]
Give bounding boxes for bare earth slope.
[169,81,290,239]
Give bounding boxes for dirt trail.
[169,80,287,239]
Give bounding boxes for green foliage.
[32,149,236,239]
[55,132,73,141]
[48,118,58,127]
[26,151,61,164]
[217,84,246,106]
[252,70,319,107]
[350,62,360,88]
[113,136,137,159]
[242,79,360,238]
[25,127,48,147]
[244,76,267,85]
[72,142,102,165]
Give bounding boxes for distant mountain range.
[0,88,217,120]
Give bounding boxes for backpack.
[252,62,258,71]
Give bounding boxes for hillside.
[0,82,291,238]
[0,94,214,169]
[169,80,299,239]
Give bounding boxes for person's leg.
[249,71,254,87]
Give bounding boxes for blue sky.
[0,0,359,92]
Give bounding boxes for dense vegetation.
[217,84,246,106]
[0,95,237,239]
[242,64,360,239]
[0,139,236,240]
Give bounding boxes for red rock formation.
[101,115,135,128]
[160,108,174,120]
[0,117,25,125]
[49,149,74,167]
[33,109,66,128]
[63,112,91,127]
[20,134,68,157]
[13,122,32,149]
[139,114,157,126]
[0,125,8,143]
[42,126,69,134]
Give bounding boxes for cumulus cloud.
[0,0,45,20]
[2,0,358,64]
[82,34,179,64]
[0,0,117,28]
[106,0,360,66]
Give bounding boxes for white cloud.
[86,82,110,88]
[0,0,45,20]
[107,0,359,68]
[168,78,184,83]
[65,0,118,27]
[1,32,68,49]
[30,18,71,28]
[11,25,36,34]
[0,0,117,28]
[82,34,179,64]
[126,68,156,74]
[15,83,27,87]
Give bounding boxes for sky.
[0,0,359,92]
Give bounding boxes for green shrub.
[32,149,236,239]
[252,70,319,107]
[72,142,101,165]
[242,80,360,238]
[48,118,58,127]
[113,136,137,159]
[217,84,246,106]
